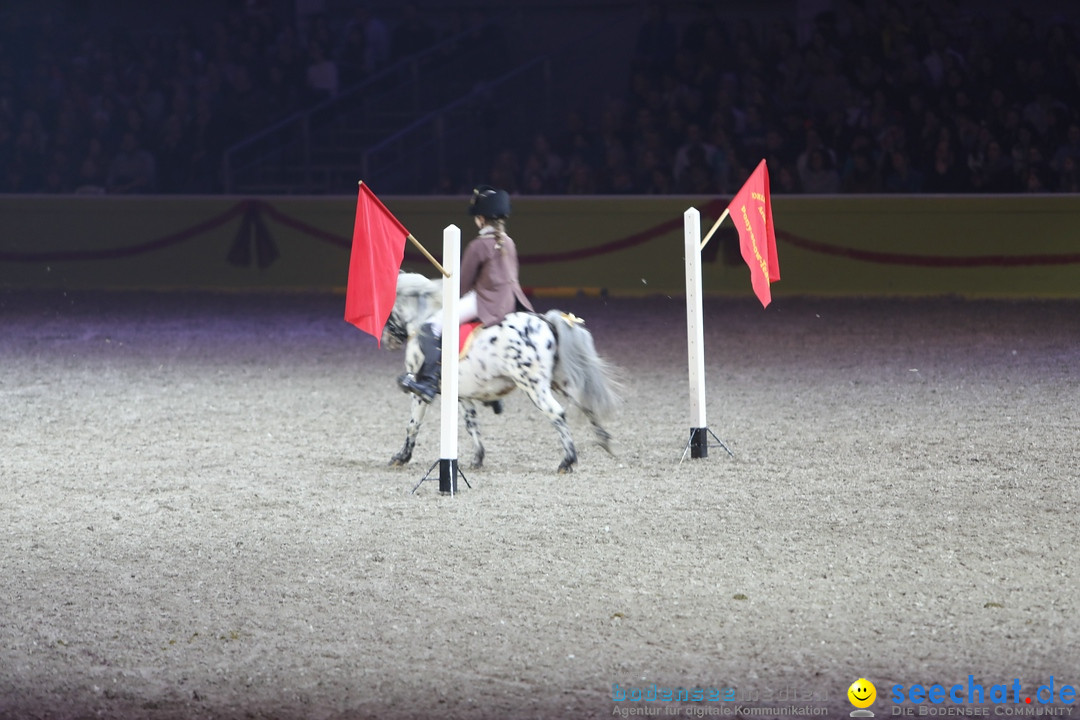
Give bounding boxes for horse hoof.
[389,457,409,467]
[557,463,574,474]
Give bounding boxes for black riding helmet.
[468,185,511,219]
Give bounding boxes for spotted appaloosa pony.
[382,272,619,473]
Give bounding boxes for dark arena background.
[2,1,1079,719]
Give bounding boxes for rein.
[389,289,439,342]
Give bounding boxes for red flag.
[345,182,408,344]
[727,159,780,307]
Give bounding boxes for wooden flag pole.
[699,208,730,251]
[407,233,449,278]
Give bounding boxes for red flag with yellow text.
[727,159,780,307]
[345,182,407,344]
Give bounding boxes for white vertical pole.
[439,224,461,493]
[684,208,709,458]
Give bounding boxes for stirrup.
[398,373,438,403]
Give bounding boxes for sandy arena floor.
[1,290,1077,720]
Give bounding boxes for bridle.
[384,310,409,344]
[384,289,436,345]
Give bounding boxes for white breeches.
[426,290,478,335]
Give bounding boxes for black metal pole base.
[412,458,471,495]
[438,458,457,495]
[690,427,709,458]
[680,427,734,463]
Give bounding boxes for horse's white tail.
[544,310,620,419]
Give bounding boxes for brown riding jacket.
[460,226,534,326]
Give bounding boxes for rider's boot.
[398,324,442,403]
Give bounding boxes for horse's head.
[381,308,409,349]
[381,272,442,350]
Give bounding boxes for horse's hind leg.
[460,399,485,469]
[390,396,429,466]
[521,385,577,473]
[584,408,614,456]
[554,387,614,457]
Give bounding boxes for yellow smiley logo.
[848,678,877,708]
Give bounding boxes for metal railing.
[356,10,639,195]
[360,57,552,194]
[221,8,637,195]
[221,19,511,194]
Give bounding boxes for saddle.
[458,321,483,357]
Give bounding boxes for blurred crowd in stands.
[2,0,1079,196]
[0,1,449,194]
[516,0,1080,196]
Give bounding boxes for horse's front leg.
[389,395,429,466]
[460,399,485,469]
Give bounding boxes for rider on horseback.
[398,185,534,403]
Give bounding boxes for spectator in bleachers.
[335,22,368,89]
[1050,122,1080,174]
[304,41,338,102]
[391,3,436,64]
[0,116,13,177]
[675,143,714,194]
[799,147,841,194]
[263,62,302,119]
[923,137,971,193]
[564,157,597,195]
[680,2,726,64]
[339,6,390,78]
[806,55,852,117]
[840,135,883,193]
[74,136,108,194]
[773,163,801,194]
[523,133,564,191]
[267,24,304,91]
[633,1,678,77]
[882,149,923,194]
[642,165,674,195]
[974,138,1017,193]
[521,171,547,195]
[106,130,156,194]
[709,125,736,195]
[488,148,521,195]
[1054,155,1080,193]
[187,98,226,192]
[154,113,191,194]
[673,122,715,188]
[1022,164,1048,193]
[222,65,267,138]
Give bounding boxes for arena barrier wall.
[1,194,1078,298]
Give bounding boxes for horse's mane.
[396,272,440,298]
